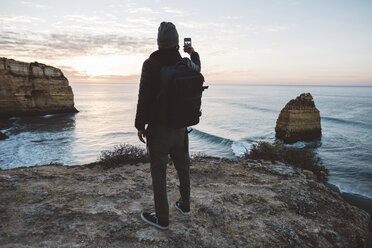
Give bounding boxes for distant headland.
[0,57,78,139]
[0,57,78,118]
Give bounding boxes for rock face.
[0,131,8,140]
[0,158,370,247]
[0,119,13,140]
[0,57,77,117]
[275,93,321,143]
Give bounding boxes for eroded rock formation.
[0,158,370,247]
[0,57,77,117]
[275,93,321,143]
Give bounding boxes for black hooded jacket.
[135,49,201,130]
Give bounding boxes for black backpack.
[157,59,208,128]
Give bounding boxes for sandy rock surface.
[0,158,370,247]
[275,93,321,143]
[0,57,77,117]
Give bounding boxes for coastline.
[0,157,370,247]
[1,114,371,225]
[2,83,371,207]
[327,183,372,227]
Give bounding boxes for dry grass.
[98,144,149,167]
[97,141,329,182]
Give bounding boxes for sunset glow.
[1,0,371,85]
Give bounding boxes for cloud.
[264,25,290,32]
[21,1,47,9]
[88,74,139,83]
[58,65,90,81]
[63,14,105,23]
[126,0,136,7]
[219,15,243,20]
[0,15,45,23]
[0,31,154,60]
[58,14,157,35]
[162,7,185,16]
[59,65,139,83]
[126,8,159,14]
[179,21,225,29]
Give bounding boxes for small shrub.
[98,143,149,167]
[48,162,64,166]
[245,141,329,182]
[190,152,210,162]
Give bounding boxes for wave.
[191,128,252,157]
[41,114,57,118]
[231,141,252,157]
[242,132,275,143]
[322,116,372,129]
[228,102,276,113]
[103,131,134,137]
[319,94,372,99]
[191,128,234,146]
[326,183,372,215]
[289,140,322,149]
[31,136,68,143]
[327,182,372,201]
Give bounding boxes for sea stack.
[275,93,321,143]
[0,57,78,117]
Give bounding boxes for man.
[135,21,201,230]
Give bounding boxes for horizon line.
[69,81,372,87]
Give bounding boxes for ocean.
[1,83,371,212]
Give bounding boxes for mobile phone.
[183,38,191,53]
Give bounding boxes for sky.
[1,0,372,85]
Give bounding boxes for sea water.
[1,83,371,210]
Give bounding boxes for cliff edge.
[0,57,77,117]
[275,93,321,143]
[0,158,370,247]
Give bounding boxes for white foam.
[42,114,55,118]
[231,141,252,157]
[331,181,372,199]
[291,141,306,148]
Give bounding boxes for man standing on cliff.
[135,22,201,230]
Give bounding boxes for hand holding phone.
[183,38,192,53]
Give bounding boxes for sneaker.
[140,212,169,230]
[175,201,190,216]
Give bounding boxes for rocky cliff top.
[0,57,66,80]
[284,93,317,110]
[0,158,370,247]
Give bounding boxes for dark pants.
[147,123,190,224]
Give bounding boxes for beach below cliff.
[0,157,370,247]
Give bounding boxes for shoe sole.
[175,203,190,216]
[141,212,168,230]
